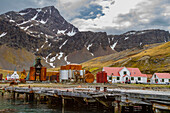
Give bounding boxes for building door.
[155,79,158,83]
[125,77,129,83]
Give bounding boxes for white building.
[6,74,11,81]
[103,67,147,83]
[151,73,170,84]
[11,71,19,80]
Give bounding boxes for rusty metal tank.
[85,73,94,83]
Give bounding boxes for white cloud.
[54,0,92,20]
[0,0,169,34]
[71,0,170,34]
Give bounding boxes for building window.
[123,71,127,75]
[162,79,164,82]
[138,77,141,81]
[117,77,120,80]
[109,76,112,80]
[154,75,156,78]
[131,77,134,80]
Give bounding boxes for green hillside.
[82,42,170,75]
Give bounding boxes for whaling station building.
[151,73,170,84]
[102,67,147,83]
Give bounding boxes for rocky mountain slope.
[82,42,170,74]
[0,6,169,70]
[0,6,78,38]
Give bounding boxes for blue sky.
[0,0,169,35]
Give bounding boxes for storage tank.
[85,73,94,83]
[80,70,85,78]
[60,70,69,81]
[68,70,72,79]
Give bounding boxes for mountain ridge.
[0,6,169,70]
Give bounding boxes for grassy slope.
[82,42,170,75]
[0,45,36,71]
[118,41,170,74]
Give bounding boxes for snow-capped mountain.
[0,6,78,38]
[0,6,169,70]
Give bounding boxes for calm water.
[0,97,105,113]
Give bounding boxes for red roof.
[103,67,123,76]
[154,73,170,79]
[103,67,147,77]
[127,68,147,77]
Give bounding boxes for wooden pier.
[0,86,170,113]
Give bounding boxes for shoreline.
[0,83,169,91]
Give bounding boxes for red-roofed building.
[151,73,170,84]
[102,67,147,83]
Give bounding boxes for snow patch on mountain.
[57,29,67,34]
[124,37,129,40]
[87,44,93,51]
[48,43,51,47]
[64,56,70,64]
[39,19,48,24]
[57,52,64,60]
[59,39,68,49]
[90,53,94,56]
[23,24,33,31]
[40,38,48,48]
[137,31,147,35]
[43,53,55,68]
[110,40,118,50]
[125,31,136,35]
[31,13,38,20]
[9,20,15,23]
[17,20,31,26]
[37,9,42,12]
[49,63,55,68]
[108,37,111,44]
[67,28,76,36]
[0,32,7,38]
[50,54,58,62]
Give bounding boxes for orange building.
[28,58,46,81]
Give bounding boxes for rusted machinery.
[20,69,27,83]
[60,64,94,83]
[28,57,46,81]
[60,64,84,82]
[85,72,95,83]
[20,69,26,79]
[46,71,59,82]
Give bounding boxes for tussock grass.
[82,42,170,74]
